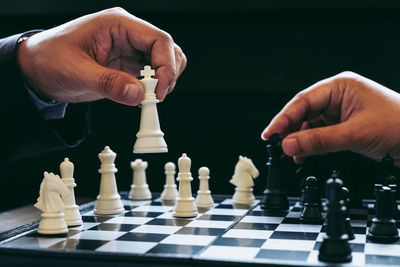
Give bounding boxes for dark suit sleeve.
[0,32,90,166]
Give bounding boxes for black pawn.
[367,185,399,243]
[382,154,396,185]
[341,187,355,240]
[388,184,400,220]
[261,134,289,211]
[318,178,352,263]
[296,159,315,206]
[300,176,323,224]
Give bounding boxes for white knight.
[230,156,259,204]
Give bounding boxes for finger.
[281,121,355,157]
[167,44,187,96]
[81,59,145,106]
[261,75,347,141]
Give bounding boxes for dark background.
[1,0,400,211]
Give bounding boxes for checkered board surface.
[1,196,400,266]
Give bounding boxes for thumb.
[85,62,145,106]
[282,122,354,157]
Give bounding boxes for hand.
[261,71,400,166]
[17,7,187,106]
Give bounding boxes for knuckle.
[309,129,325,154]
[98,71,119,93]
[106,7,126,14]
[158,31,173,43]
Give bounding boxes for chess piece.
[296,157,318,206]
[129,159,152,200]
[300,176,323,224]
[35,172,70,235]
[60,158,82,227]
[196,167,214,208]
[94,146,124,215]
[173,153,198,218]
[388,184,400,220]
[230,156,259,205]
[318,177,352,263]
[261,134,289,211]
[341,186,355,240]
[367,185,399,243]
[161,162,179,201]
[133,65,167,153]
[382,154,396,185]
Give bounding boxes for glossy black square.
[233,223,278,231]
[281,218,301,224]
[256,249,310,261]
[365,254,400,266]
[290,207,302,212]
[270,231,318,240]
[123,211,163,217]
[123,205,140,210]
[88,223,138,232]
[214,204,234,209]
[198,214,240,221]
[27,231,68,238]
[145,218,191,227]
[349,213,368,220]
[313,242,364,253]
[82,216,112,223]
[50,239,107,250]
[147,244,204,255]
[248,210,288,217]
[175,227,226,236]
[352,226,367,235]
[117,232,169,242]
[213,237,266,247]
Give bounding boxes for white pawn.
[133,65,168,153]
[35,172,70,235]
[94,146,124,215]
[161,162,178,201]
[196,167,214,208]
[173,153,198,218]
[230,155,259,205]
[129,159,152,200]
[60,158,83,227]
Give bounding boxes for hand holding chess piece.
[261,71,400,166]
[133,66,168,153]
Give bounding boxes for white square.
[241,216,284,224]
[261,239,316,251]
[365,243,400,256]
[223,229,273,239]
[104,216,153,225]
[71,222,100,231]
[130,225,182,234]
[132,205,173,212]
[186,220,234,229]
[200,245,260,260]
[349,234,366,244]
[275,223,322,233]
[2,236,65,249]
[121,199,151,206]
[205,208,247,216]
[286,212,301,218]
[69,230,125,241]
[350,220,367,227]
[160,234,216,246]
[96,240,157,254]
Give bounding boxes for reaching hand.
[261,71,400,166]
[17,7,187,106]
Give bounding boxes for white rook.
[129,159,152,200]
[133,65,168,153]
[94,146,124,215]
[60,158,82,227]
[173,153,198,218]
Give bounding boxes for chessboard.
[0,193,399,267]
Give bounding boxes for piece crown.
[199,167,209,177]
[131,158,148,169]
[60,157,74,178]
[99,146,116,165]
[140,65,155,79]
[178,153,191,173]
[165,162,176,172]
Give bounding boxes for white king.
[133,65,168,153]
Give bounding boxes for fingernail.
[282,137,301,156]
[123,83,143,105]
[260,130,267,140]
